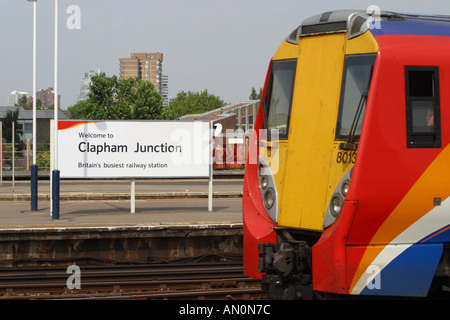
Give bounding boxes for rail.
[0,262,265,300]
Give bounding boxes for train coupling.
[258,241,313,299]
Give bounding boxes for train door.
[277,33,347,231]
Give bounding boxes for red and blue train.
[243,10,450,299]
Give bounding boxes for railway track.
[0,261,266,300]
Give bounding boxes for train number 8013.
[336,151,357,164]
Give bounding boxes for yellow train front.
[243,10,450,299]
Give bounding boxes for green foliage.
[249,87,262,100]
[162,90,225,120]
[19,96,44,110]
[36,151,50,170]
[37,135,50,152]
[68,73,163,120]
[17,95,30,109]
[3,144,13,159]
[2,109,22,146]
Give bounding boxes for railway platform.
[0,176,245,267]
[0,176,243,227]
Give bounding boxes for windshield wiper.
[339,89,368,151]
[261,74,273,142]
[340,65,374,151]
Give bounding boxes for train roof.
[286,10,450,44]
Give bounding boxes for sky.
[1,0,450,109]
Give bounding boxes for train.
[242,9,450,299]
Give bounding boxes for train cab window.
[405,67,441,148]
[336,54,376,144]
[264,59,297,139]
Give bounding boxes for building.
[161,75,169,107]
[179,101,258,134]
[8,91,28,107]
[0,106,66,143]
[119,52,169,106]
[37,88,61,109]
[26,88,61,110]
[120,53,163,86]
[78,68,101,101]
[180,101,259,169]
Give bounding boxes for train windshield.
[265,59,297,139]
[336,54,376,141]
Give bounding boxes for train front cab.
[243,10,450,299]
[315,15,450,298]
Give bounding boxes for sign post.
[131,179,135,214]
[28,0,38,211]
[0,121,2,187]
[52,0,60,220]
[208,121,213,212]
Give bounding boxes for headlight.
[330,194,343,217]
[323,168,353,229]
[260,176,269,189]
[341,180,350,197]
[258,156,278,222]
[264,188,275,210]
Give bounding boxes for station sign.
[57,120,211,178]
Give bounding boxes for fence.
[213,135,249,170]
[1,139,50,172]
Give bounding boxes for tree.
[162,90,225,120]
[16,95,30,109]
[249,87,262,100]
[2,109,22,146]
[67,73,163,120]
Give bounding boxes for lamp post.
[27,0,38,211]
[52,0,60,220]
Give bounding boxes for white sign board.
[57,120,211,178]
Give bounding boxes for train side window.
[405,67,441,148]
[263,59,297,139]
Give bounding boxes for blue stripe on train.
[370,19,450,37]
[360,243,442,297]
